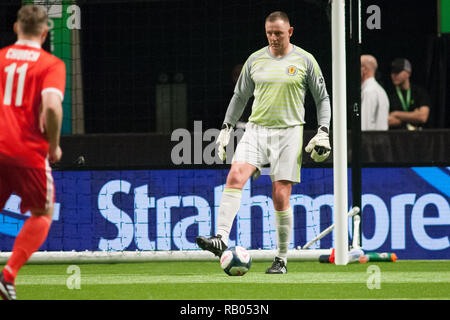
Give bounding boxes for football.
[220,246,252,276]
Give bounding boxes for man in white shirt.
[360,55,389,131]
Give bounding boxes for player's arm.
[223,59,255,127]
[305,55,332,162]
[42,91,63,163]
[41,59,66,163]
[305,55,331,130]
[218,58,255,160]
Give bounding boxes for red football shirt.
[0,40,66,169]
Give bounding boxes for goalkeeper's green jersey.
[224,45,331,128]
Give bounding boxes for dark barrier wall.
[58,129,450,169]
[1,1,447,131]
[77,0,448,131]
[78,0,333,132]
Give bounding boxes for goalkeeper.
[196,11,331,274]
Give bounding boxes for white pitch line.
[15,272,450,286]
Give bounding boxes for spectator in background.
[360,54,389,131]
[388,58,431,130]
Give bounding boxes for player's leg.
[265,180,293,274]
[265,125,303,274]
[1,206,53,300]
[3,207,53,280]
[197,123,266,256]
[0,170,18,300]
[1,165,55,300]
[196,161,256,256]
[217,161,256,244]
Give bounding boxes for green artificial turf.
[8,260,450,300]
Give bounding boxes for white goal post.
[331,0,349,265]
[302,206,360,250]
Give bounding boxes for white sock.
[216,188,242,246]
[275,207,293,264]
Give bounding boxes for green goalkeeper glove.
[217,123,233,161]
[305,126,331,162]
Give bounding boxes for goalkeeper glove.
[217,123,233,161]
[305,126,331,162]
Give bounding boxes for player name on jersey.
[5,48,40,62]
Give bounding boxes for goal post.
[331,0,349,265]
[302,206,360,250]
[348,0,363,250]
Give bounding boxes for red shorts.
[0,163,55,214]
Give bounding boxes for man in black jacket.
[388,58,431,130]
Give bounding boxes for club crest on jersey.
[287,65,298,76]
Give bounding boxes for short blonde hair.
[361,54,378,72]
[266,11,290,24]
[17,5,48,36]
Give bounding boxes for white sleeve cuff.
[41,87,64,102]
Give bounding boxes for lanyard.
[396,87,411,111]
